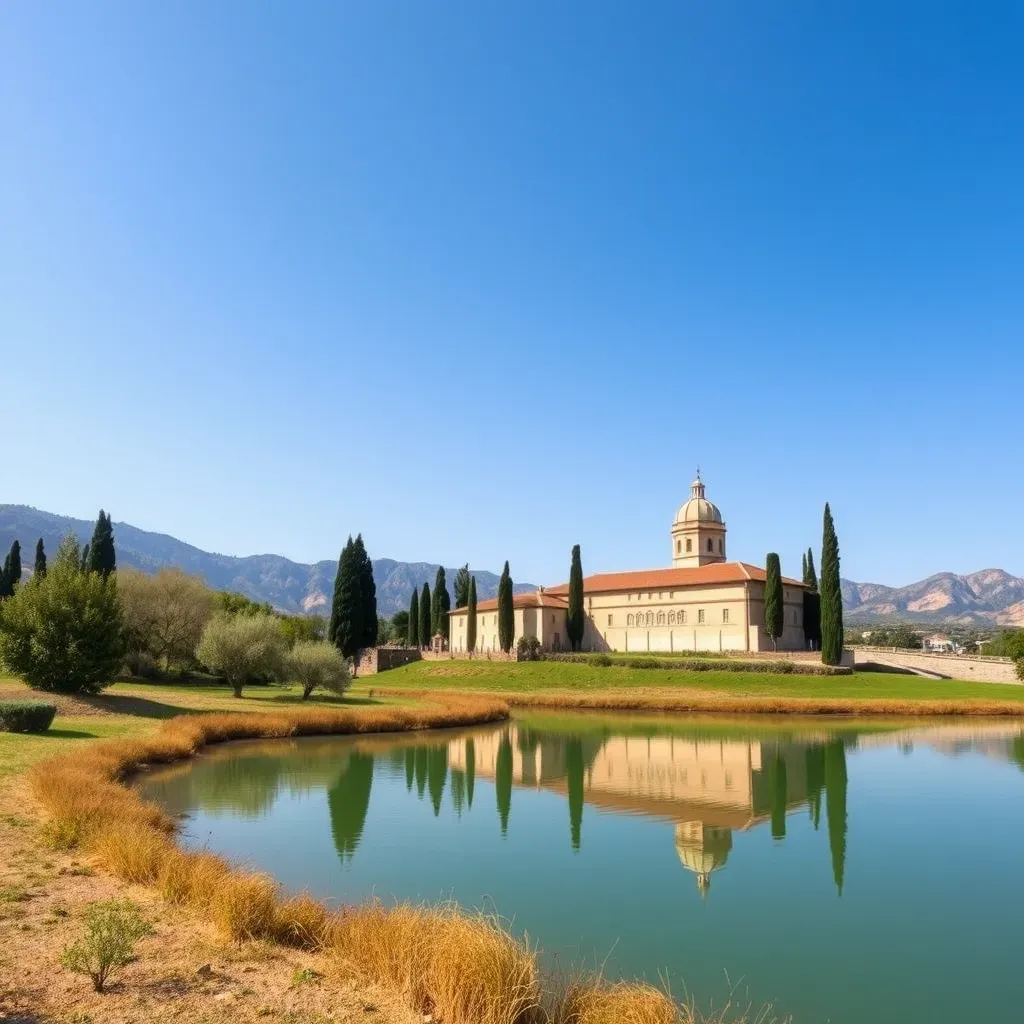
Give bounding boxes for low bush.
[60,899,151,993]
[0,700,57,733]
[543,653,848,676]
[516,635,542,661]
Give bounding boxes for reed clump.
[554,980,680,1024]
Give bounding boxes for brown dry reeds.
[26,694,748,1024]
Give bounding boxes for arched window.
[627,614,634,627]
[718,538,723,553]
[645,611,654,626]
[668,610,676,625]
[707,538,713,553]
[676,539,681,554]
[686,539,692,553]
[698,609,705,624]
[679,610,687,624]
[656,611,665,625]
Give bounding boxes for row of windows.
[675,537,724,555]
[625,608,729,627]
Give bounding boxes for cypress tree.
[333,538,364,661]
[820,504,844,666]
[87,510,116,578]
[453,564,471,609]
[801,552,807,584]
[34,538,46,579]
[353,535,377,649]
[497,561,514,653]
[566,544,585,652]
[80,544,90,572]
[763,552,783,651]
[466,576,477,653]
[0,555,10,599]
[496,731,512,835]
[465,737,475,807]
[804,547,818,590]
[770,751,788,840]
[419,581,431,648]
[408,587,419,647]
[824,740,848,895]
[8,541,21,588]
[433,567,451,643]
[327,540,350,644]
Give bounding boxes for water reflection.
[141,717,1024,897]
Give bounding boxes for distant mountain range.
[842,570,1024,626]
[2,505,1021,626]
[0,505,535,617]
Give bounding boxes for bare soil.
[0,778,416,1024]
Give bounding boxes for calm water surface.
[141,712,1024,1023]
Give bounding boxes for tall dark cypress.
[419,581,431,648]
[453,564,471,609]
[466,576,477,653]
[33,538,46,578]
[497,561,514,653]
[353,535,377,649]
[770,751,788,839]
[328,540,350,644]
[408,587,420,647]
[433,567,451,643]
[763,553,783,651]
[566,544,585,652]
[87,510,116,578]
[0,555,10,599]
[801,552,807,584]
[804,547,819,590]
[8,541,21,588]
[820,504,844,666]
[333,538,364,660]
[465,737,476,808]
[496,731,513,836]
[427,747,448,817]
[80,544,90,572]
[567,737,584,851]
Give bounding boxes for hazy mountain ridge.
[842,569,1024,626]
[4,505,1020,625]
[0,506,533,617]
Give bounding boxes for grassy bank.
[368,659,1024,714]
[8,679,713,1024]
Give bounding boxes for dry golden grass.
[26,693,751,1024]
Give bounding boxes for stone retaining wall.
[852,647,1020,684]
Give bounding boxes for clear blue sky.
[2,2,1021,587]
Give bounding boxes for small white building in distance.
[448,475,807,654]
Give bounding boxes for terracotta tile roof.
[449,592,570,615]
[544,562,805,595]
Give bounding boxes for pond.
[140,712,1024,1023]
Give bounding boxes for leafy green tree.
[419,581,431,647]
[466,576,477,653]
[0,535,125,693]
[497,561,514,653]
[217,591,274,617]
[60,899,151,993]
[566,544,585,652]
[33,538,46,578]
[391,609,409,642]
[286,640,350,699]
[820,504,844,665]
[408,587,419,647]
[279,614,327,649]
[453,564,471,609]
[804,547,818,590]
[87,510,116,578]
[764,553,783,651]
[353,535,377,649]
[195,611,286,697]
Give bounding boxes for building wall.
[447,580,806,654]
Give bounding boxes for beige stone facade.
[448,476,808,654]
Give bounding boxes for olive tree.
[119,567,215,674]
[0,535,124,694]
[195,612,285,697]
[286,640,351,700]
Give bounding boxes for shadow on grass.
[79,694,200,719]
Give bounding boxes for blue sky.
[2,2,1021,587]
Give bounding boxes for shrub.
[60,899,151,992]
[0,535,124,694]
[195,612,286,697]
[285,640,350,700]
[0,701,57,733]
[1015,658,1024,683]
[516,635,542,661]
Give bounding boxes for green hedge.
[0,701,58,733]
[543,653,851,676]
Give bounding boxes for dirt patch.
[0,777,417,1024]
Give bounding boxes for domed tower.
[671,473,726,568]
[675,821,733,896]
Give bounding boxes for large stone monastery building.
[448,475,807,654]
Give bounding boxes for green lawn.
[369,658,1024,703]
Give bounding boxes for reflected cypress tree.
[566,738,584,851]
[770,751,788,839]
[405,749,415,792]
[451,769,466,816]
[327,752,374,863]
[824,740,848,895]
[427,747,448,817]
[805,744,826,830]
[496,732,513,836]
[466,739,476,809]
[1011,737,1024,772]
[415,747,428,799]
